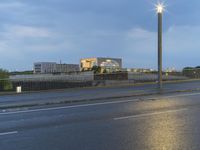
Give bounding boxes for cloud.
[123,25,200,69]
[2,25,53,38]
[0,0,199,71]
[0,24,57,53]
[5,24,200,69]
[165,25,200,51]
[0,2,25,9]
[1,23,200,71]
[127,28,155,40]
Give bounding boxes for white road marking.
[114,108,188,120]
[0,92,200,115]
[0,131,18,136]
[0,98,140,115]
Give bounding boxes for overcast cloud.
[0,0,199,71]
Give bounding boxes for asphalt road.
[1,80,200,107]
[1,91,200,150]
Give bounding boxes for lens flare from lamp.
[155,2,165,14]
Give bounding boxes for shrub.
[0,69,13,91]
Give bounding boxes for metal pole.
[158,12,162,89]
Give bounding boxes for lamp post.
[156,3,164,89]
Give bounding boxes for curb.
[1,87,200,110]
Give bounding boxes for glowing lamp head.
[155,2,165,14]
[157,5,163,13]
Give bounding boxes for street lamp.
[156,2,165,89]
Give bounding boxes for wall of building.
[56,64,80,73]
[80,57,122,72]
[80,58,97,71]
[34,62,79,74]
[34,62,57,74]
[97,57,122,69]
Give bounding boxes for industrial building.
[80,57,122,72]
[34,62,79,74]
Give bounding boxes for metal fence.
[0,71,189,93]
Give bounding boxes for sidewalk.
[1,80,200,110]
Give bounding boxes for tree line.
[182,66,200,78]
[0,69,12,91]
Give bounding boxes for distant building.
[165,67,176,73]
[80,57,122,72]
[55,64,80,73]
[34,62,79,74]
[126,68,153,73]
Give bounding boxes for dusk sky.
[0,0,199,71]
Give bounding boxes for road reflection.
[144,109,189,150]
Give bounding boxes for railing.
[0,72,190,93]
